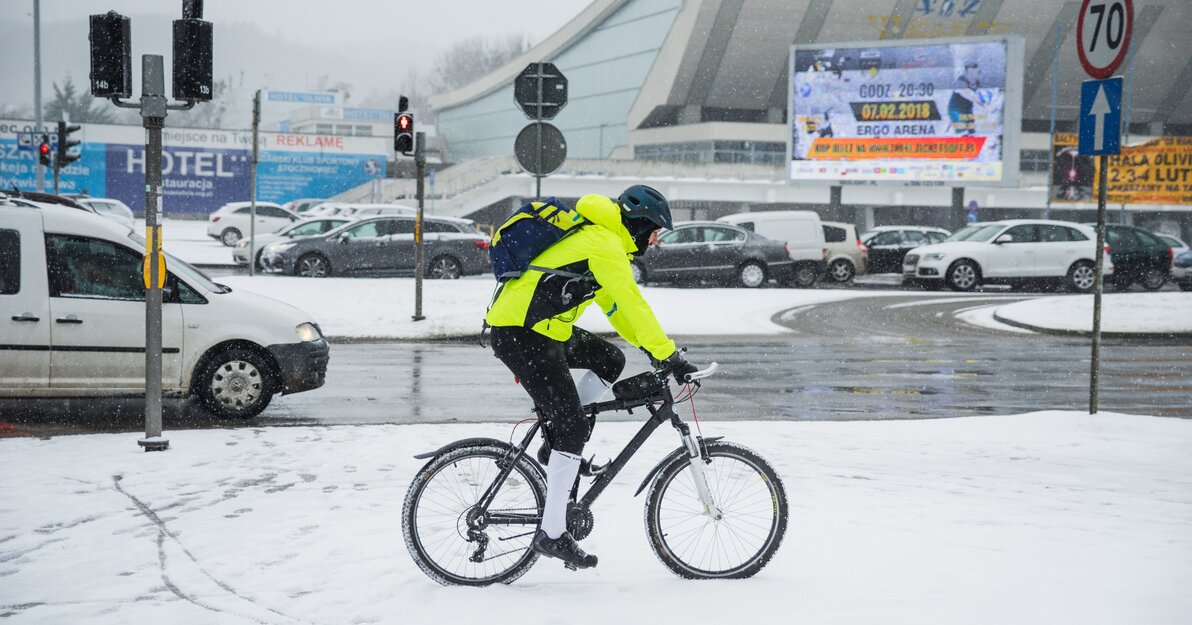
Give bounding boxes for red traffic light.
[39,143,50,155]
[397,114,411,131]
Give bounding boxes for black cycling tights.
[490,326,625,455]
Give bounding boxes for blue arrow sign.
[1078,77,1123,156]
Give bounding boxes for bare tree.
[44,75,114,124]
[428,34,529,94]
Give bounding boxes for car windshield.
[945,224,1004,242]
[126,231,228,293]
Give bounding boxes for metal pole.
[1089,154,1108,415]
[33,0,44,193]
[249,90,260,277]
[139,54,169,452]
[536,62,543,200]
[1044,19,1060,220]
[1118,53,1134,225]
[412,131,426,321]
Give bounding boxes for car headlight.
[296,322,322,342]
[269,242,297,254]
[923,253,946,261]
[236,240,249,248]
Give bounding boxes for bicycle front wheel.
[644,440,787,579]
[402,444,545,586]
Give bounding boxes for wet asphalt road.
[3,293,1189,437]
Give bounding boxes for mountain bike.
[401,360,788,585]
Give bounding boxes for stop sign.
[514,62,568,120]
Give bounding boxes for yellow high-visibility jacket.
[485,194,677,361]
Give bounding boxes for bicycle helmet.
[618,185,672,230]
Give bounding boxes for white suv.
[1,201,329,419]
[904,220,1111,292]
[206,201,298,246]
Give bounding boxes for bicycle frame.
[479,382,709,528]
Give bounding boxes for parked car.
[821,221,868,283]
[1174,249,1192,291]
[862,226,951,273]
[631,221,793,288]
[718,210,826,287]
[206,201,297,246]
[1098,224,1173,291]
[304,203,415,218]
[233,217,353,268]
[68,196,137,229]
[904,220,1110,292]
[260,214,490,278]
[284,198,328,214]
[1155,234,1189,259]
[0,200,329,419]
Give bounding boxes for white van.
[719,211,827,287]
[1,200,329,419]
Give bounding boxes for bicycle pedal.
[564,562,578,571]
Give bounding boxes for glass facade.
[436,0,681,160]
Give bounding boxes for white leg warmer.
[574,369,612,407]
[541,449,582,539]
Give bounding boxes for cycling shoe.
[531,530,598,570]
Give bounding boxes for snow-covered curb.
[2,412,1188,625]
[992,293,1192,336]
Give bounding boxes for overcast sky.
[2,0,593,111]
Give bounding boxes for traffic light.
[38,135,52,167]
[395,112,414,154]
[173,16,213,101]
[57,122,82,167]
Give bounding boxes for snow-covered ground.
[2,411,1189,624]
[994,293,1192,334]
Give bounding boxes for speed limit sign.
[1077,0,1133,79]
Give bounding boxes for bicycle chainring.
[566,503,595,541]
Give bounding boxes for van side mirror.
[338,232,350,244]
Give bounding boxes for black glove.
[663,350,699,385]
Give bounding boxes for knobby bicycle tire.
[643,440,788,579]
[402,444,546,586]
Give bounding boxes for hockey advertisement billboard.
[788,36,1023,186]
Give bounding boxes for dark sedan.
[632,221,793,288]
[260,215,490,278]
[1099,224,1172,291]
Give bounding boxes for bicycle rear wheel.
[644,440,787,579]
[402,444,546,586]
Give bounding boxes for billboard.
[0,120,387,214]
[1052,133,1192,205]
[789,35,1023,186]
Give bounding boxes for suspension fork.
[672,416,723,521]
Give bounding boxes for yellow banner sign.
[1052,134,1192,205]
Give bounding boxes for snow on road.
[1,411,1188,624]
[993,292,1192,334]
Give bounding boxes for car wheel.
[197,347,274,419]
[1140,268,1167,291]
[1067,261,1096,293]
[220,228,242,247]
[945,260,980,292]
[790,263,819,288]
[296,253,331,278]
[737,261,767,288]
[428,255,462,279]
[828,258,855,283]
[630,261,646,285]
[254,250,265,271]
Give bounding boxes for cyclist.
[485,185,698,570]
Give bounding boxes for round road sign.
[1076,0,1133,79]
[514,122,567,175]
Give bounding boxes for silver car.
[260,214,491,278]
[233,217,353,268]
[72,197,136,229]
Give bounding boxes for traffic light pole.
[412,132,426,322]
[109,54,195,452]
